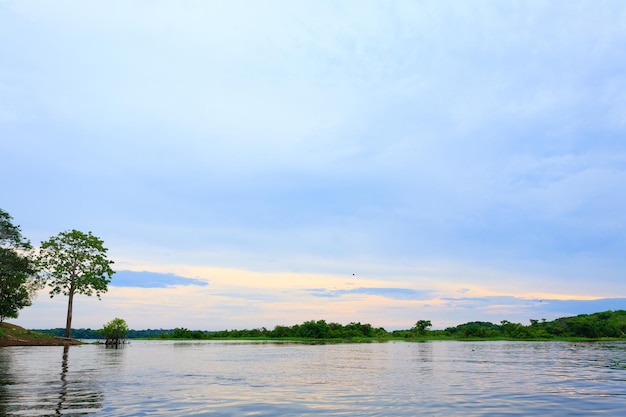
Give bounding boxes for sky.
[1,0,625,331]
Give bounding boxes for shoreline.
[0,323,82,347]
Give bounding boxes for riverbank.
[0,323,81,347]
[2,321,620,346]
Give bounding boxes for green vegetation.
[99,317,129,346]
[34,327,167,339]
[145,311,626,341]
[32,311,626,343]
[157,320,389,341]
[408,310,626,340]
[413,320,432,336]
[1,209,118,341]
[0,208,41,322]
[38,230,115,339]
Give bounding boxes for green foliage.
[412,320,432,336]
[209,320,384,340]
[30,310,626,342]
[137,321,386,340]
[99,317,129,345]
[440,311,626,339]
[171,327,190,338]
[0,209,30,249]
[171,327,209,339]
[34,328,102,339]
[38,230,115,299]
[443,321,501,338]
[297,320,331,338]
[540,310,626,338]
[139,312,626,341]
[38,230,115,338]
[0,208,41,322]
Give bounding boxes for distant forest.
[34,310,626,340]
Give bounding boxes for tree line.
[35,320,388,340]
[33,311,626,341]
[435,310,626,339]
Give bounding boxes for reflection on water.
[56,345,70,415]
[0,348,13,417]
[0,345,104,416]
[1,340,625,416]
[54,345,104,415]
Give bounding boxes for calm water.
[1,340,625,416]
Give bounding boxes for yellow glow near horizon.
[111,262,614,302]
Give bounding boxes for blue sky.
[2,1,625,330]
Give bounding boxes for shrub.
[99,317,129,346]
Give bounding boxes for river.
[1,340,625,416]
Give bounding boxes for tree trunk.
[65,287,74,339]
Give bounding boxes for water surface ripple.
[1,340,625,416]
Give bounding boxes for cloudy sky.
[2,1,625,331]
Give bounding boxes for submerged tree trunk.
[65,286,74,339]
[105,336,124,346]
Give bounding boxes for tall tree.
[0,208,40,322]
[38,230,115,338]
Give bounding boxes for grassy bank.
[0,322,81,347]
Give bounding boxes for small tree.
[99,317,129,346]
[413,320,432,336]
[38,230,115,338]
[0,209,41,322]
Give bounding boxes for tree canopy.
[99,317,129,346]
[38,230,115,338]
[0,208,40,322]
